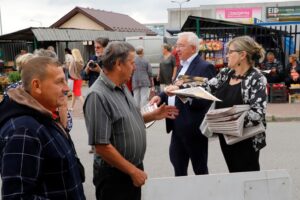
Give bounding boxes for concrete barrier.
[142,170,292,200]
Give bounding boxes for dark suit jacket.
[160,55,216,136]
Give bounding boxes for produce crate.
[269,84,287,103]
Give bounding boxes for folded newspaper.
[206,104,250,119]
[140,103,158,128]
[177,75,208,87]
[223,122,265,145]
[207,111,247,137]
[202,104,265,144]
[170,86,222,102]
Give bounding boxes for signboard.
[266,6,300,19]
[216,7,262,24]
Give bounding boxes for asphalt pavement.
[0,85,299,199]
[71,119,300,200]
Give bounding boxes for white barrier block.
[142,170,292,200]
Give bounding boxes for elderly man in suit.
[150,32,216,176]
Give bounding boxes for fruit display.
[205,57,224,67]
[0,76,9,85]
[199,40,223,51]
[0,76,9,95]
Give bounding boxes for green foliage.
[8,71,21,83]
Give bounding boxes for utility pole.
[0,7,3,35]
[171,0,190,29]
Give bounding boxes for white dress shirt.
[168,53,198,106]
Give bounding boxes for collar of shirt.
[99,71,126,91]
[180,53,198,69]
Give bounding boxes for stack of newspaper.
[205,105,265,145]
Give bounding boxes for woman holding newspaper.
[164,36,267,173]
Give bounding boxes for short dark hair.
[94,37,109,48]
[22,56,61,92]
[102,41,135,71]
[163,43,172,52]
[65,48,72,54]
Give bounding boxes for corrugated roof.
[51,7,156,35]
[0,28,146,41]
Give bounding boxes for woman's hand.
[164,85,179,96]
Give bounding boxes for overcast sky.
[0,0,298,34]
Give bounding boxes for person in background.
[14,49,28,63]
[81,38,109,154]
[150,32,216,176]
[81,37,109,87]
[171,45,180,69]
[64,47,74,80]
[285,54,300,88]
[69,48,85,111]
[20,49,27,55]
[46,46,58,58]
[83,41,178,200]
[157,43,177,91]
[132,46,154,108]
[261,51,283,83]
[0,56,85,199]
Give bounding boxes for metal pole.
[179,3,182,29]
[0,7,3,35]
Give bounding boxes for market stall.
[172,16,297,71]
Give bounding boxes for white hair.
[178,32,199,52]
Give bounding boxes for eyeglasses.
[227,49,242,55]
[175,44,187,49]
[95,46,103,49]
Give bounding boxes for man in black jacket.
[0,56,85,199]
[150,32,216,176]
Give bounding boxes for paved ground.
[71,119,299,200]
[266,103,300,121]
[1,86,299,199]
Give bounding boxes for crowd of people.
[0,31,298,199]
[260,51,300,87]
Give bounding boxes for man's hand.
[89,63,101,73]
[153,103,179,120]
[149,95,161,105]
[85,61,102,74]
[129,167,148,187]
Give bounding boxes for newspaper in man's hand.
[141,103,158,128]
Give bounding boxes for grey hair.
[94,37,109,48]
[33,48,57,58]
[15,53,34,72]
[135,46,144,55]
[227,36,265,66]
[102,41,135,71]
[178,32,199,52]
